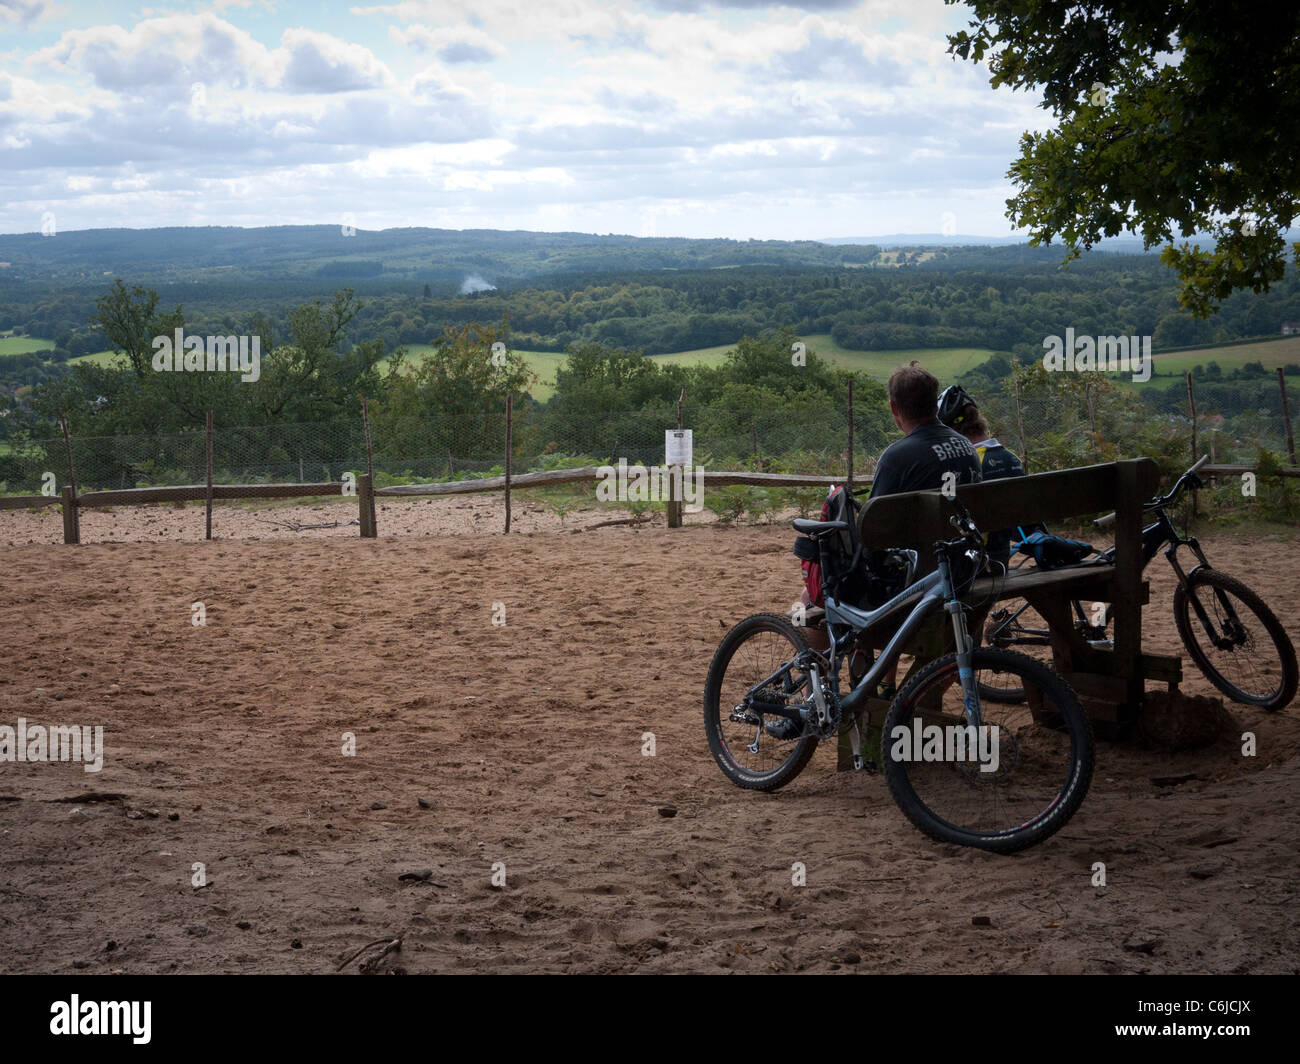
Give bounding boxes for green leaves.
[949,0,1300,316]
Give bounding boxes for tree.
[93,279,183,379]
[948,1,1300,316]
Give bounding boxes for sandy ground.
[0,501,1297,974]
[0,492,714,544]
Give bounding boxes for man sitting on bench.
[783,363,981,737]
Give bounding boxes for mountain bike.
[704,502,1095,853]
[981,455,1298,710]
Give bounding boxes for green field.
[379,345,567,400]
[65,335,1000,401]
[382,334,1001,399]
[67,350,120,367]
[1136,335,1300,389]
[648,334,1001,383]
[51,331,1300,401]
[0,335,54,356]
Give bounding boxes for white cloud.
[0,0,61,26]
[1,0,1043,237]
[278,27,396,93]
[389,23,506,64]
[29,14,277,93]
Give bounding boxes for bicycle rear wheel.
[1173,569,1298,711]
[704,613,820,791]
[978,599,1055,703]
[882,648,1094,853]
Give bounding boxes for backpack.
[797,486,862,608]
[1016,530,1094,570]
[795,487,908,609]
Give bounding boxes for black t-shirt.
[870,420,983,500]
[864,421,982,573]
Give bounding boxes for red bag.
[800,485,843,608]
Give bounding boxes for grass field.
[52,335,1002,399]
[378,345,566,400]
[0,335,54,356]
[647,334,1000,383]
[1136,335,1300,389]
[383,335,1002,399]
[67,349,120,367]
[36,333,1300,402]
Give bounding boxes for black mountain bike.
[981,456,1299,711]
[704,503,1095,853]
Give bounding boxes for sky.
[0,0,1053,239]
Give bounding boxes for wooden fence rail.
[374,468,850,497]
[13,459,1299,544]
[0,494,61,511]
[75,482,345,507]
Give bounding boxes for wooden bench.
[790,458,1181,767]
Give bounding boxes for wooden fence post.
[504,395,512,534]
[1085,379,1098,459]
[60,414,80,542]
[61,485,78,545]
[205,411,214,540]
[846,378,855,493]
[1186,372,1199,517]
[1279,368,1297,465]
[358,474,375,538]
[1014,376,1029,473]
[361,398,377,533]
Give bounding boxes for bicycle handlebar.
[1092,455,1210,530]
[1154,453,1210,509]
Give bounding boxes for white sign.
[665,429,692,467]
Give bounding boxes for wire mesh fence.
[0,377,1295,542]
[981,380,1298,475]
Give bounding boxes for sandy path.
[0,517,1297,974]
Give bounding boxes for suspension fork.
[938,556,983,728]
[1166,535,1244,641]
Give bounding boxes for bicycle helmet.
[937,384,978,427]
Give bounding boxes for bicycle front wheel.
[1173,569,1298,711]
[882,648,1094,853]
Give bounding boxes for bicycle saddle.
[792,518,849,535]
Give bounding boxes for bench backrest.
[856,458,1159,556]
[856,457,1160,713]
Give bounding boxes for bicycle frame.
[1095,507,1217,629]
[989,512,1208,645]
[993,457,1234,644]
[739,541,986,748]
[821,545,984,723]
